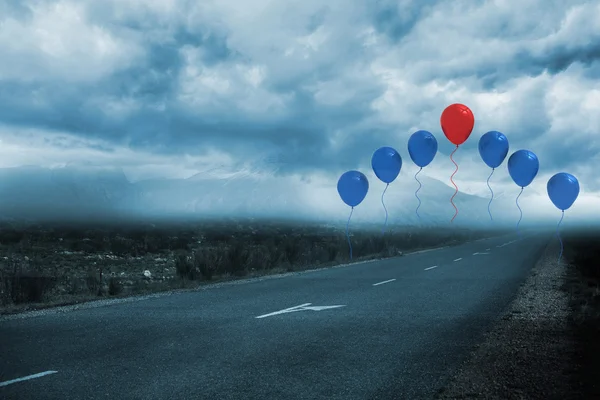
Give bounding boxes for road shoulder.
[435,241,582,399]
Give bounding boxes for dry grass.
[562,230,600,397]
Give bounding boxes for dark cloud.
[305,6,329,32]
[0,0,598,196]
[371,0,436,43]
[535,133,600,172]
[515,42,600,77]
[0,0,32,20]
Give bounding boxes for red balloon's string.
[449,145,459,223]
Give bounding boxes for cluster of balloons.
[337,103,581,260]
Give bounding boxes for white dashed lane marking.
[0,371,58,387]
[373,279,396,286]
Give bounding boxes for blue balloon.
[547,172,580,211]
[478,131,509,169]
[408,130,438,168]
[507,150,539,188]
[337,170,369,207]
[371,147,402,184]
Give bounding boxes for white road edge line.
[424,266,438,271]
[255,303,311,319]
[0,371,58,387]
[454,258,462,262]
[373,279,396,286]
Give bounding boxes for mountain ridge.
[0,165,509,226]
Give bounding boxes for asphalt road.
[1,231,548,400]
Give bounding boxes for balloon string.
[381,183,389,234]
[449,145,459,223]
[414,168,423,221]
[515,186,524,233]
[345,207,354,260]
[486,168,495,221]
[556,210,564,263]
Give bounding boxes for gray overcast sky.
[0,0,598,223]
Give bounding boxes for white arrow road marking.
[301,305,346,311]
[255,303,346,319]
[0,371,58,387]
[255,303,311,319]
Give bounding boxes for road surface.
[1,232,548,399]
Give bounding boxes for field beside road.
[0,218,506,315]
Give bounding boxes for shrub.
[85,269,101,295]
[245,245,274,271]
[170,236,190,251]
[1,270,56,304]
[108,277,122,296]
[175,251,196,280]
[224,241,249,276]
[193,248,221,280]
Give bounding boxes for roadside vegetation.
[563,229,600,396]
[0,217,505,314]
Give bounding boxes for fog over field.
[0,163,580,230]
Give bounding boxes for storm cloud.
[0,0,598,221]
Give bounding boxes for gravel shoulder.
[435,241,583,400]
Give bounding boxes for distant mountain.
[135,170,312,219]
[0,166,141,221]
[0,165,511,226]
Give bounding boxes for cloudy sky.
[0,0,599,224]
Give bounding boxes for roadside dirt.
[435,241,584,399]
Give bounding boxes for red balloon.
[440,103,475,146]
